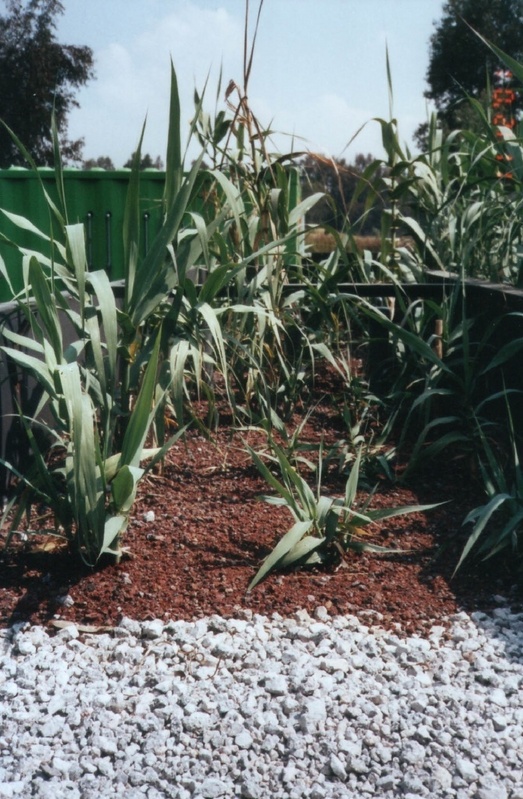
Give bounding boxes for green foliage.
[0,35,325,564]
[247,442,440,590]
[456,403,523,572]
[5,2,523,599]
[422,0,523,138]
[358,282,523,480]
[398,119,523,286]
[0,67,201,564]
[123,152,164,170]
[300,153,385,233]
[0,246,178,565]
[188,39,326,425]
[0,0,94,166]
[82,156,115,170]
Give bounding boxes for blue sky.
[56,0,445,167]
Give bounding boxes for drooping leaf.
[248,519,313,591]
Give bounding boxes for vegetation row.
[1,4,523,592]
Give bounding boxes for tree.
[422,0,523,136]
[83,156,115,170]
[0,0,94,167]
[300,153,385,233]
[123,152,164,170]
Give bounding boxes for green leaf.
[278,535,326,567]
[169,338,191,425]
[479,507,523,558]
[28,257,63,361]
[197,301,228,378]
[471,30,523,89]
[123,119,147,305]
[454,493,512,575]
[271,442,316,519]
[102,515,127,555]
[247,519,313,591]
[0,326,45,354]
[0,346,55,397]
[0,209,51,240]
[111,465,144,514]
[88,270,119,391]
[130,154,204,326]
[197,263,245,304]
[288,193,324,227]
[482,338,523,373]
[360,299,451,372]
[120,330,162,468]
[209,169,244,235]
[164,60,183,209]
[65,223,88,313]
[246,445,297,512]
[366,502,445,523]
[344,449,362,508]
[51,111,68,224]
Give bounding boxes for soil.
[1,376,521,637]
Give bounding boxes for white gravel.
[1,603,522,798]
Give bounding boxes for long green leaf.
[454,493,511,575]
[102,515,127,556]
[248,519,313,591]
[278,534,326,567]
[169,338,191,424]
[482,338,523,373]
[471,30,523,88]
[479,507,523,558]
[51,111,68,224]
[247,445,298,514]
[65,223,88,315]
[344,449,362,508]
[88,270,119,392]
[164,60,183,210]
[129,152,204,326]
[0,209,52,240]
[0,346,55,397]
[366,502,445,523]
[111,464,144,513]
[28,257,63,361]
[119,330,162,468]
[123,119,147,306]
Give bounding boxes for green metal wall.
[0,166,302,302]
[0,168,165,301]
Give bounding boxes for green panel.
[0,165,301,302]
[62,170,165,280]
[0,168,54,299]
[0,168,165,301]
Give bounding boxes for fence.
[0,167,166,301]
[0,166,303,302]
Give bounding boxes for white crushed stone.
[0,605,522,798]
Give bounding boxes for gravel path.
[1,604,522,798]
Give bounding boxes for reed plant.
[4,4,523,596]
[456,400,523,573]
[247,442,439,590]
[0,8,325,561]
[0,91,195,563]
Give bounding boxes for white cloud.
[68,4,243,165]
[64,0,440,167]
[252,92,388,163]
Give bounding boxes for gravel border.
[1,603,522,798]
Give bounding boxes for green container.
[0,167,166,301]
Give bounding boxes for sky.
[55,0,446,168]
